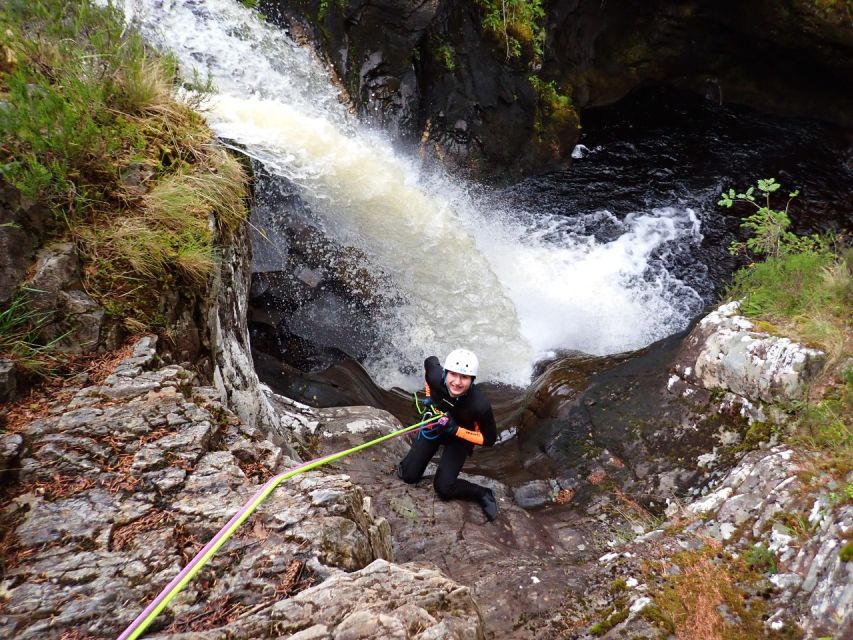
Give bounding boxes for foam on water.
[115,0,707,386]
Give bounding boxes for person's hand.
[437,415,458,436]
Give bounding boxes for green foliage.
[0,0,248,338]
[528,75,577,139]
[436,43,456,71]
[728,251,838,318]
[840,540,853,562]
[0,0,176,217]
[478,0,545,63]
[744,544,777,574]
[721,178,849,351]
[0,292,64,375]
[528,77,572,118]
[719,178,821,259]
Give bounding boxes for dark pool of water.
[251,86,853,425]
[501,86,853,301]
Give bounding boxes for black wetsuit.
[398,356,497,503]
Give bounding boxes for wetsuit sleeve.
[475,404,497,447]
[454,426,484,446]
[453,396,496,447]
[423,356,443,398]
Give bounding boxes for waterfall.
[115,0,705,387]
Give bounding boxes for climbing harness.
[116,412,442,640]
[413,391,446,440]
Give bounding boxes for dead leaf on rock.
[252,517,268,541]
[554,488,575,505]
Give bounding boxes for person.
[396,348,499,521]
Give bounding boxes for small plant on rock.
[436,43,456,71]
[478,0,546,62]
[744,543,777,575]
[720,178,822,259]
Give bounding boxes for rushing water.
[116,0,852,390]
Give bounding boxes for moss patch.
[589,603,629,636]
[645,544,794,639]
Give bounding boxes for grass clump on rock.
[0,0,248,354]
[644,545,791,640]
[720,178,852,473]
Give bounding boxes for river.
[115,0,852,401]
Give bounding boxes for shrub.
[721,179,850,364]
[0,0,249,368]
[719,178,852,475]
[478,0,546,62]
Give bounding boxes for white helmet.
[444,348,479,378]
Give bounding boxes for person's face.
[446,370,473,397]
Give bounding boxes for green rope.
[119,413,440,640]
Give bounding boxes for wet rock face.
[312,404,600,640]
[547,0,853,132]
[260,0,578,178]
[513,301,826,515]
[263,0,852,179]
[0,336,482,639]
[260,0,439,134]
[415,2,578,178]
[247,194,398,386]
[512,333,752,512]
[209,218,295,447]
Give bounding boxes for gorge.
[0,1,851,639]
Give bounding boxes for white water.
[116,0,705,387]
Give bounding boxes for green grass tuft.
[0,0,249,371]
[721,179,852,478]
[0,292,64,375]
